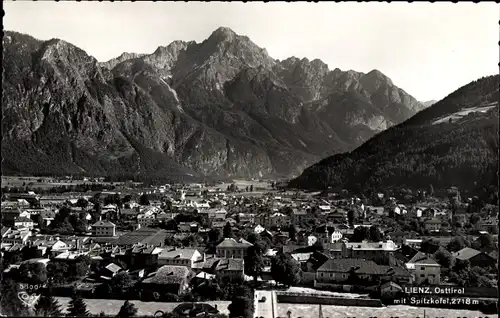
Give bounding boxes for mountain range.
[289,75,499,198]
[2,27,427,182]
[420,100,438,108]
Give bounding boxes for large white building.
[91,221,116,237]
[216,238,253,259]
[158,247,204,269]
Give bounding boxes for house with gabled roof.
[1,227,12,239]
[91,221,116,237]
[406,252,441,285]
[381,281,404,298]
[198,256,245,280]
[158,247,204,269]
[216,238,253,259]
[423,218,442,231]
[13,216,34,229]
[141,265,192,295]
[100,263,123,278]
[453,247,496,268]
[316,258,377,284]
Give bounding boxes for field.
[55,297,231,316]
[1,176,132,189]
[432,103,497,125]
[277,303,487,318]
[280,287,366,299]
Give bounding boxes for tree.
[347,266,360,285]
[223,222,233,239]
[420,238,440,254]
[244,245,265,282]
[18,262,47,284]
[208,228,221,243]
[447,236,470,252]
[182,234,203,247]
[469,214,481,225]
[369,225,382,242]
[76,198,89,209]
[453,259,470,272]
[47,262,70,284]
[69,213,88,233]
[122,195,132,203]
[228,286,254,318]
[271,252,302,287]
[351,226,370,242]
[287,226,297,242]
[0,278,30,317]
[428,184,435,197]
[474,233,495,251]
[109,272,135,298]
[117,300,138,318]
[93,202,102,221]
[249,185,254,192]
[433,249,453,268]
[67,291,90,317]
[35,294,63,317]
[139,194,150,206]
[347,210,357,227]
[311,240,324,252]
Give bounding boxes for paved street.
[254,290,276,318]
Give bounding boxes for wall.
[276,294,383,307]
[412,265,440,285]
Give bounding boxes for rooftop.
[453,247,482,260]
[216,238,253,248]
[159,247,199,260]
[317,258,378,273]
[407,252,440,266]
[142,265,191,285]
[92,221,116,227]
[115,228,168,247]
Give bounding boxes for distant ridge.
[3,27,425,182]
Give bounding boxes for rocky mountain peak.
[209,26,238,41]
[311,58,328,68]
[154,40,192,56]
[101,52,146,70]
[364,69,393,86]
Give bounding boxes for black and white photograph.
[1,2,498,318]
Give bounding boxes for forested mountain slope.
[289,75,499,199]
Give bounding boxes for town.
[1,176,498,318]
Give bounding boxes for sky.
[4,2,498,101]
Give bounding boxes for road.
[254,290,277,318]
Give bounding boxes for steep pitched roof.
[453,247,482,260]
[381,281,403,291]
[407,252,440,266]
[142,265,191,285]
[159,247,199,260]
[92,221,116,227]
[104,263,122,273]
[215,258,244,271]
[216,238,253,248]
[1,227,11,237]
[317,258,378,273]
[15,217,33,223]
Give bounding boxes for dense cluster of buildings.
[1,182,498,300]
